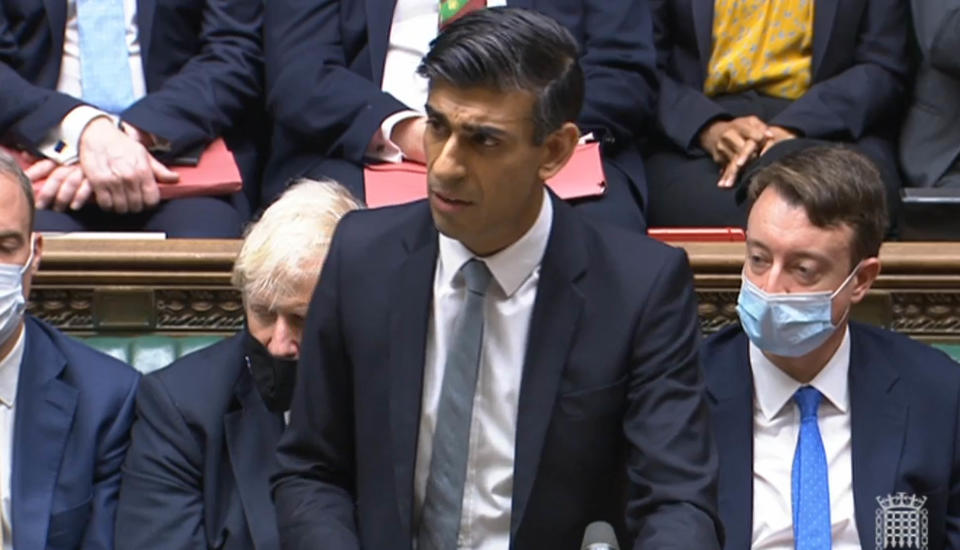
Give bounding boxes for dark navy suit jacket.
[14,316,139,550]
[0,0,264,191]
[262,0,658,206]
[116,334,284,550]
[703,323,960,550]
[272,194,721,549]
[649,0,911,152]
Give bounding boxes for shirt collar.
[437,189,553,297]
[749,327,851,421]
[0,325,25,408]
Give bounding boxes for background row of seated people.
[1,9,958,549]
[0,0,958,237]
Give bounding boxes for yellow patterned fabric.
[704,0,814,100]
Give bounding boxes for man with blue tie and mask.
[701,145,960,550]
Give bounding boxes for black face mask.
[242,328,298,413]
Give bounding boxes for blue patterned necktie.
[76,0,136,113]
[792,386,832,550]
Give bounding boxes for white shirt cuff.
[366,110,422,164]
[37,106,114,165]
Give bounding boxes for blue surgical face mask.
[736,263,861,357]
[0,239,35,346]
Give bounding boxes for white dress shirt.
[39,0,146,164]
[414,190,552,549]
[0,327,25,550]
[750,328,861,549]
[368,0,507,162]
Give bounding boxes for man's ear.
[849,256,880,304]
[537,122,579,182]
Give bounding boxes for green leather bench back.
[82,335,228,374]
[80,333,959,375]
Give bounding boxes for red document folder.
[7,138,241,200]
[364,142,605,208]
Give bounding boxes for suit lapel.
[43,0,68,69]
[811,0,839,79]
[224,370,285,550]
[368,0,399,86]
[705,332,754,550]
[849,325,906,542]
[510,197,585,538]
[11,322,79,550]
[692,0,715,77]
[137,0,157,87]
[387,207,438,543]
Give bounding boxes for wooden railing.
[28,239,960,342]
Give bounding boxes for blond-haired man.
[115,180,360,550]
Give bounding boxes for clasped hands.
[699,116,796,188]
[25,118,179,213]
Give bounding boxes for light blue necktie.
[792,386,832,550]
[77,0,136,114]
[418,259,492,550]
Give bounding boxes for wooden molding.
[28,239,960,341]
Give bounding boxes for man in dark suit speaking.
[272,8,721,550]
[702,146,960,549]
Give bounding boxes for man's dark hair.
[746,145,887,268]
[0,150,35,230]
[417,7,584,144]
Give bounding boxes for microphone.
[581,521,620,550]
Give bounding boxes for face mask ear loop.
[19,235,36,276]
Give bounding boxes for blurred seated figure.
[0,151,140,548]
[0,0,264,237]
[115,179,361,550]
[899,0,960,188]
[644,0,909,227]
[263,0,659,230]
[702,146,960,550]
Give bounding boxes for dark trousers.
[36,194,249,238]
[643,92,902,228]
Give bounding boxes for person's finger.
[718,130,746,161]
[25,159,58,182]
[35,167,68,209]
[734,139,759,168]
[52,168,85,211]
[71,180,93,211]
[149,156,179,183]
[717,160,741,188]
[734,118,768,142]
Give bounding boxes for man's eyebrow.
[425,104,509,138]
[0,231,24,243]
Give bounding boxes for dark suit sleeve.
[576,0,659,147]
[928,7,960,78]
[272,219,360,550]
[769,0,909,139]
[119,0,263,154]
[648,0,731,152]
[0,8,84,149]
[625,248,722,550]
[947,376,960,549]
[115,375,207,550]
[81,374,139,550]
[264,0,407,164]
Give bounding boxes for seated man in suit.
[273,9,721,549]
[900,0,960,188]
[0,151,140,548]
[115,179,361,550]
[645,0,909,227]
[703,146,960,549]
[263,0,658,230]
[0,0,264,237]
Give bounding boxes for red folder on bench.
[364,141,605,208]
[7,138,241,200]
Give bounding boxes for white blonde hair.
[232,179,362,306]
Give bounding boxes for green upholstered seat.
[81,335,227,374]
